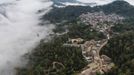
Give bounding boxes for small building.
[96,44,101,47]
[69,38,84,44]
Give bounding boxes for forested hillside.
[16,35,87,75]
[17,1,134,75]
[101,31,134,75]
[43,1,134,23]
[94,1,134,17]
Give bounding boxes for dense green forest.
[17,1,134,75]
[16,35,87,75]
[94,1,134,17]
[101,31,134,75]
[42,6,92,23]
[112,18,134,33]
[53,20,105,40]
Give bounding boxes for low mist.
[0,0,54,75]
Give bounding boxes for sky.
[1,0,134,6]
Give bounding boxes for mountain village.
[63,12,124,75]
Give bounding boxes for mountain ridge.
[44,0,134,23]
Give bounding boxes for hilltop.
[43,0,134,23]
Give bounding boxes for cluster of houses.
[80,39,114,75]
[79,11,124,39]
[63,38,114,75]
[79,11,124,27]
[62,11,123,75]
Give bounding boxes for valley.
[0,0,133,75]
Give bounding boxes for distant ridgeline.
[52,0,77,7]
[17,1,134,75]
[43,0,134,23]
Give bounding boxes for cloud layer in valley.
[53,0,134,7]
[0,0,134,75]
[0,0,54,75]
[77,0,134,6]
